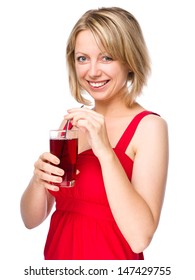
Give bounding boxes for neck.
[93,100,139,118]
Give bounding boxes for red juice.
[50,138,78,187]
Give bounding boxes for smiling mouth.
[88,80,109,88]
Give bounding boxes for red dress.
[44,111,158,260]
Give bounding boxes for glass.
[49,129,78,187]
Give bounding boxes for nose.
[88,61,101,77]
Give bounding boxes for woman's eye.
[76,56,87,62]
[102,56,113,62]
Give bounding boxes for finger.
[67,106,85,112]
[65,107,102,121]
[39,152,60,165]
[34,156,64,176]
[34,168,63,183]
[36,179,60,192]
[34,160,64,177]
[67,105,88,113]
[65,111,104,127]
[76,119,96,130]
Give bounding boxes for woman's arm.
[20,152,64,229]
[99,115,168,253]
[20,119,69,229]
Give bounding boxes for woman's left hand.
[64,107,112,158]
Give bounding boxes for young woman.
[20,7,169,260]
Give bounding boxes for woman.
[20,7,169,260]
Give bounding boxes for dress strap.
[115,111,160,152]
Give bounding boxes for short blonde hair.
[66,7,151,106]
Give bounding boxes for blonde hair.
[66,7,151,106]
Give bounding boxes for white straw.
[65,119,70,139]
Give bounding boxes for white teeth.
[89,81,107,87]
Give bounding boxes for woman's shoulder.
[135,111,168,148]
[130,103,168,143]
[133,103,167,127]
[141,111,168,129]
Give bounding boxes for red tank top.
[44,110,159,260]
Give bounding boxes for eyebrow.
[75,51,109,56]
[75,52,86,55]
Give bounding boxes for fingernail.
[57,169,64,176]
[54,158,60,164]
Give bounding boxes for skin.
[20,30,169,254]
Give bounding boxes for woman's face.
[74,30,129,103]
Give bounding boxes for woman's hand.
[64,107,112,158]
[33,152,64,191]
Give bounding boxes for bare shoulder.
[127,111,168,160]
[131,103,168,134]
[140,113,168,132]
[132,113,168,151]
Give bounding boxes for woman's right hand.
[33,152,64,191]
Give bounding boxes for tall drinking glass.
[50,129,78,187]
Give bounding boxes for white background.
[0,0,195,279]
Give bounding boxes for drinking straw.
[65,119,70,139]
[65,105,84,138]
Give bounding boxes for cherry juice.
[50,138,78,187]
